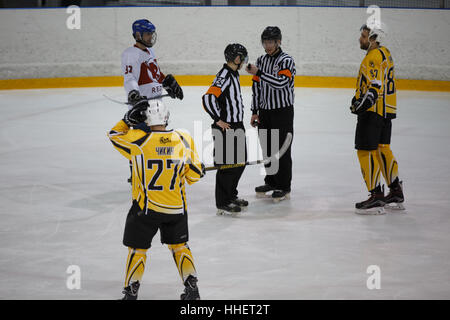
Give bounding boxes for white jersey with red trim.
[121,45,165,101]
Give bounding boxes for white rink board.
[0,6,449,80]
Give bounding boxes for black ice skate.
[255,184,275,198]
[272,190,290,203]
[384,179,405,211]
[355,185,386,215]
[180,275,200,300]
[121,281,140,300]
[216,203,241,217]
[231,197,249,207]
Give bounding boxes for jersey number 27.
[147,159,181,191]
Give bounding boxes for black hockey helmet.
[224,43,248,64]
[261,26,282,42]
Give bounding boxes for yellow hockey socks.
[168,243,197,283]
[377,144,399,187]
[124,247,147,287]
[357,150,381,192]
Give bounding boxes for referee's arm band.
[277,69,292,79]
[206,86,222,98]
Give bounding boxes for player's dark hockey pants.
[258,106,294,192]
[212,122,247,207]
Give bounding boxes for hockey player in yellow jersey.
[108,97,205,299]
[350,23,404,214]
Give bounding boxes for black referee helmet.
[224,43,248,64]
[261,26,282,42]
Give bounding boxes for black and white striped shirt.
[251,49,296,113]
[202,64,244,123]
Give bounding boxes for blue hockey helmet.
[132,19,157,47]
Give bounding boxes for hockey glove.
[127,90,147,105]
[162,74,184,100]
[350,88,378,115]
[123,99,149,127]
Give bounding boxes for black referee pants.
[212,122,247,207]
[258,106,294,192]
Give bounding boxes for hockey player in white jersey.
[122,19,183,109]
[121,19,184,183]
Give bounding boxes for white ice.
[0,86,449,300]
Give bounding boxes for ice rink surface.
[0,86,449,300]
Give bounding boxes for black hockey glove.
[162,74,184,100]
[127,89,147,105]
[123,99,149,127]
[350,88,378,115]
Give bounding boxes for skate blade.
[355,206,386,215]
[385,203,406,211]
[216,209,241,217]
[256,192,271,198]
[272,193,290,203]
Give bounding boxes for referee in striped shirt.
[202,43,249,215]
[246,26,295,201]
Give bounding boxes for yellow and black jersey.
[378,46,397,119]
[108,120,204,215]
[355,47,388,118]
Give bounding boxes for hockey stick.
[103,93,171,106]
[204,132,293,171]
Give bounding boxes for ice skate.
[272,190,290,203]
[231,197,249,208]
[355,185,386,215]
[216,203,241,217]
[121,281,140,300]
[384,179,405,211]
[255,184,275,198]
[180,275,200,300]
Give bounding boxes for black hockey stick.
[204,132,293,171]
[103,93,171,106]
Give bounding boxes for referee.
[246,26,296,202]
[202,43,249,216]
